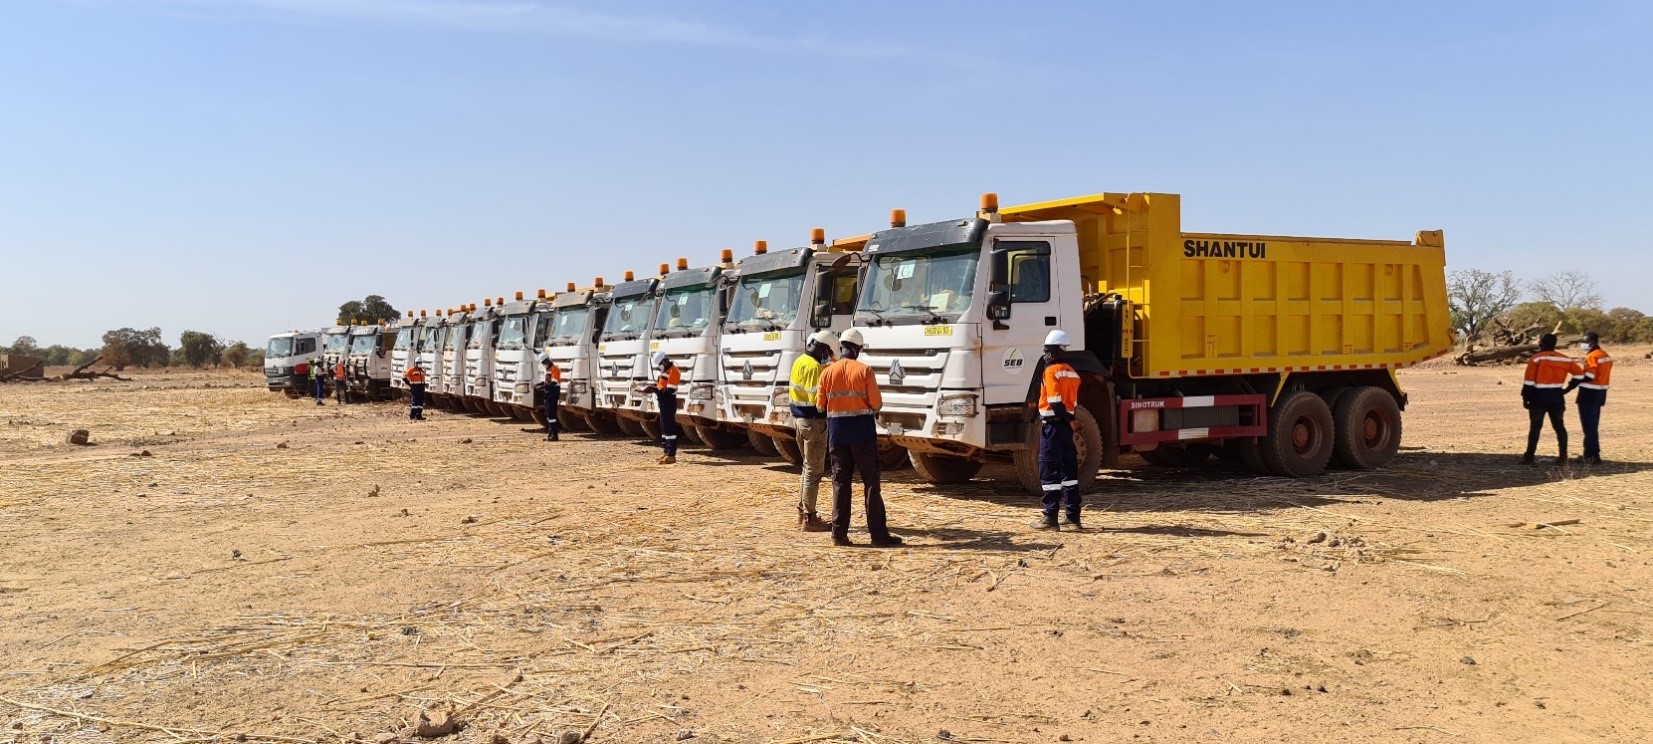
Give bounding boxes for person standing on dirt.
[640,352,681,464]
[309,358,326,406]
[1521,333,1583,465]
[333,359,348,404]
[789,330,837,533]
[1032,330,1084,531]
[816,328,902,548]
[1565,331,1614,465]
[403,361,428,421]
[535,357,563,441]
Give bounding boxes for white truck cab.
[595,272,661,437]
[641,256,741,448]
[852,208,1085,484]
[718,234,863,460]
[264,330,321,395]
[493,290,557,421]
[545,281,609,432]
[320,326,351,370]
[463,301,503,415]
[345,324,396,401]
[390,311,429,399]
[435,309,472,410]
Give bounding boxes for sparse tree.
[1448,269,1522,340]
[102,327,169,370]
[1529,271,1602,311]
[178,330,226,368]
[337,295,399,325]
[221,341,252,368]
[8,335,39,356]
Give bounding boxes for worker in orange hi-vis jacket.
[1032,329,1084,531]
[1565,331,1614,465]
[1520,333,1584,465]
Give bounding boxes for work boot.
[870,534,904,548]
[1030,518,1059,531]
[1061,513,1083,530]
[1584,455,1603,465]
[660,455,677,465]
[801,514,830,533]
[316,400,325,406]
[831,534,854,547]
[1520,453,1536,466]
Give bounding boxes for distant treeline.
[5,329,264,371]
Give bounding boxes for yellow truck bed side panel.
[1002,193,1454,379]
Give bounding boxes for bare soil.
[3,356,1653,744]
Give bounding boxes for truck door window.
[297,338,316,355]
[830,274,858,314]
[1003,242,1052,303]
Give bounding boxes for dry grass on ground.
[3,356,1653,743]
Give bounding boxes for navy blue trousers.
[1579,402,1602,459]
[409,383,426,420]
[1039,420,1081,520]
[657,392,680,456]
[542,384,560,438]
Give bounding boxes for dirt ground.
[3,354,1653,744]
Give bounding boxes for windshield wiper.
[861,308,889,326]
[898,305,947,324]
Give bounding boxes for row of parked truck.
[264,191,1455,493]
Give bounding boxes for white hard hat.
[1044,329,1071,347]
[650,351,668,368]
[840,328,866,348]
[808,330,840,350]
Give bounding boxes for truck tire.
[680,424,703,445]
[1012,407,1105,494]
[694,424,747,450]
[640,418,662,441]
[773,436,801,467]
[748,429,779,456]
[616,417,647,438]
[1228,438,1270,474]
[910,451,983,485]
[1259,391,1335,478]
[879,441,910,470]
[583,413,620,434]
[1332,386,1402,469]
[559,409,588,432]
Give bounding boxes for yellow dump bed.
[1000,193,1453,380]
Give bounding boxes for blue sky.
[3,0,1650,348]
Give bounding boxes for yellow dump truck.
[850,192,1453,492]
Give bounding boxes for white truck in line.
[463,300,504,416]
[638,254,742,448]
[544,280,608,433]
[415,311,449,405]
[436,307,472,411]
[264,330,321,396]
[595,271,662,438]
[345,323,395,401]
[320,325,351,369]
[718,232,866,461]
[493,290,557,422]
[390,310,430,400]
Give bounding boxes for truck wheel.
[616,417,647,438]
[1332,386,1402,469]
[584,413,620,434]
[910,452,983,485]
[1259,391,1335,477]
[1012,407,1104,494]
[1227,438,1270,474]
[559,409,588,432]
[641,419,662,441]
[1140,443,1212,468]
[531,407,548,427]
[879,441,910,470]
[774,437,801,467]
[694,424,747,450]
[748,429,779,456]
[679,425,703,445]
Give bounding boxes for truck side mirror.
[812,300,832,329]
[986,290,1011,320]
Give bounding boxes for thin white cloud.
[94,0,989,69]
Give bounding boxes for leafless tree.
[1529,271,1602,311]
[1448,269,1522,339]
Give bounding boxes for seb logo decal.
[1002,348,1024,371]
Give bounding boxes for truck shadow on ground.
[899,451,1652,515]
[881,525,1061,554]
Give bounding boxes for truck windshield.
[349,334,377,354]
[393,328,414,351]
[266,337,293,358]
[726,271,804,332]
[420,325,443,350]
[548,307,589,346]
[532,310,555,348]
[325,334,349,354]
[857,246,978,325]
[496,315,530,350]
[466,322,491,349]
[444,325,467,352]
[603,296,652,340]
[654,285,716,338]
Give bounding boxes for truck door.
[983,238,1060,407]
[812,254,863,333]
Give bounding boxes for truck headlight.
[514,382,532,394]
[771,389,791,409]
[936,394,978,417]
[689,383,715,400]
[570,380,588,395]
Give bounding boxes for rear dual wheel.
[1257,391,1335,478]
[1332,386,1402,469]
